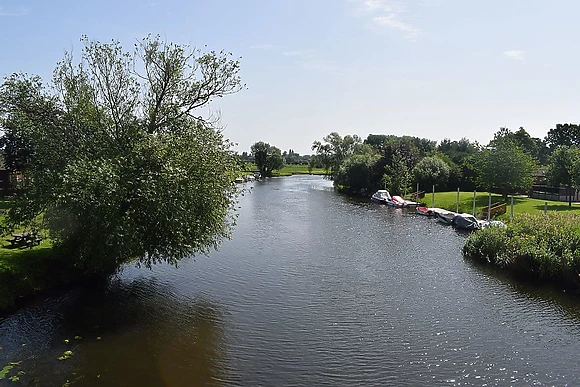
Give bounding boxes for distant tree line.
[245,124,580,203]
[240,148,311,165]
[303,124,580,203]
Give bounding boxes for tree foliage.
[250,141,285,176]
[0,36,244,273]
[545,123,580,150]
[381,153,410,195]
[546,145,580,206]
[412,156,450,189]
[334,153,379,192]
[490,127,548,165]
[310,132,362,176]
[474,134,536,196]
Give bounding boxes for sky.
[1,0,580,155]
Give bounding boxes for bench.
[8,231,42,248]
[410,191,426,200]
[481,202,507,219]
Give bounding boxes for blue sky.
[1,0,579,155]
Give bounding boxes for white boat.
[388,195,419,208]
[372,190,420,208]
[371,190,392,204]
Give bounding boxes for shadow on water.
[0,275,235,387]
[462,257,580,322]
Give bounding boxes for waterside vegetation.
[463,212,580,291]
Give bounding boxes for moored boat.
[387,195,420,208]
[451,213,481,230]
[416,206,433,216]
[431,208,457,225]
[371,190,392,204]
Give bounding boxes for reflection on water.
[1,175,580,386]
[0,277,232,386]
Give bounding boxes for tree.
[283,149,303,165]
[437,138,480,190]
[334,153,379,192]
[0,36,244,273]
[412,156,450,189]
[490,127,548,165]
[381,153,410,195]
[365,134,436,157]
[547,145,580,206]
[437,137,479,165]
[310,132,362,176]
[545,123,580,150]
[250,141,285,177]
[474,136,536,198]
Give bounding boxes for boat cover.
[391,196,406,204]
[416,206,431,216]
[451,213,480,230]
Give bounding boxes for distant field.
[419,191,580,218]
[244,164,327,176]
[274,164,327,176]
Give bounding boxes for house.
[0,159,21,195]
[530,168,579,202]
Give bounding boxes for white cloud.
[503,50,525,61]
[0,6,31,16]
[351,0,421,40]
[373,15,421,36]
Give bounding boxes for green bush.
[462,212,580,289]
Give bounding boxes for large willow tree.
[0,36,244,273]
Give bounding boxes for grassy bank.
[462,212,580,291]
[417,191,580,217]
[0,238,84,312]
[244,164,327,176]
[273,164,327,176]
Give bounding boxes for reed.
[462,212,580,290]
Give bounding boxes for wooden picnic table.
[8,231,41,248]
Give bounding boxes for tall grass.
[462,212,580,290]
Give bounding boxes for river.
[1,175,580,386]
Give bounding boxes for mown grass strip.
[418,191,580,217]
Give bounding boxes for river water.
[2,175,580,386]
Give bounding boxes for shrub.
[462,212,580,289]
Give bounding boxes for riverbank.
[2,186,580,313]
[462,212,580,291]
[420,191,580,217]
[0,241,85,313]
[244,164,328,177]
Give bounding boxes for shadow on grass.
[0,244,80,313]
[533,204,580,212]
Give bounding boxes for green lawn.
[418,191,580,218]
[0,238,70,311]
[0,203,69,311]
[273,164,327,176]
[244,163,327,176]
